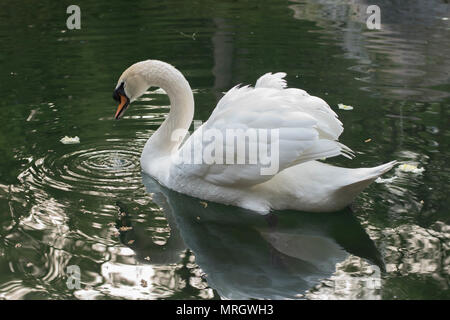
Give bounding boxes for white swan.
[113,60,395,214]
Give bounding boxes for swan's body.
[113,60,395,214]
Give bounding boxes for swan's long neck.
[141,61,194,158]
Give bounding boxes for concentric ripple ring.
[19,144,143,197]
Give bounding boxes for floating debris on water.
[144,256,150,261]
[375,176,397,184]
[199,201,208,208]
[338,103,353,110]
[60,136,80,144]
[364,138,372,143]
[119,226,133,232]
[127,240,135,245]
[179,31,197,40]
[398,164,425,174]
[26,109,37,122]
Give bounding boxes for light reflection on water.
[0,0,448,299]
[289,0,450,101]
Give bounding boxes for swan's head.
[113,61,154,119]
[113,60,191,120]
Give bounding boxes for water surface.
[0,0,448,299]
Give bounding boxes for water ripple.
[18,144,142,197]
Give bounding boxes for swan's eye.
[113,82,126,102]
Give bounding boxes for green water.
[0,0,448,299]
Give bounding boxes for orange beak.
[114,94,129,120]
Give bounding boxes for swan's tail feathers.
[366,160,398,179]
[338,160,397,199]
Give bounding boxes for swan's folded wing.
[255,72,288,90]
[176,76,350,187]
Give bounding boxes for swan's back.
[175,73,353,188]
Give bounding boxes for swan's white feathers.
[255,72,287,89]
[114,60,398,213]
[177,73,350,187]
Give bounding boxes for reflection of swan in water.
[121,174,384,299]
